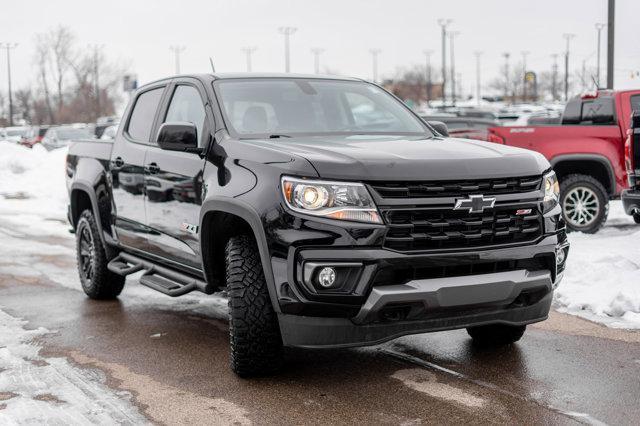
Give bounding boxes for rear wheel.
[226,234,283,377]
[466,324,526,346]
[560,174,609,234]
[76,210,125,299]
[633,212,640,225]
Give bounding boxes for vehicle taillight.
[624,129,633,172]
[487,130,505,144]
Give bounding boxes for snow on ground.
[0,140,639,331]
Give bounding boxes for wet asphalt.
[0,227,639,425]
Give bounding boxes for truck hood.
[253,135,550,181]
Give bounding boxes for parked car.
[486,90,640,233]
[20,125,55,148]
[622,111,640,223]
[421,115,499,141]
[100,125,118,140]
[42,126,93,150]
[3,126,29,143]
[66,73,568,376]
[0,128,7,142]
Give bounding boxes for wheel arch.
[550,154,616,197]
[199,197,281,312]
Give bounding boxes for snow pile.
[0,308,146,423]
[0,142,69,221]
[555,203,640,328]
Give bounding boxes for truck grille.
[369,176,542,198]
[381,205,543,252]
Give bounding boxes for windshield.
[56,128,92,140]
[214,78,429,138]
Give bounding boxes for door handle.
[113,157,124,168]
[146,162,160,174]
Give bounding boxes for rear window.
[631,95,640,114]
[562,97,615,125]
[127,87,164,142]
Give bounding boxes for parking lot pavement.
[0,225,639,425]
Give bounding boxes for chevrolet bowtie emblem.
[453,194,496,214]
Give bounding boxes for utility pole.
[241,46,257,72]
[369,49,381,83]
[563,33,576,101]
[449,31,460,106]
[169,45,186,75]
[606,0,615,89]
[1,43,18,126]
[551,54,559,101]
[595,23,606,87]
[310,48,324,74]
[502,52,511,101]
[437,19,452,105]
[423,50,433,106]
[278,26,297,73]
[474,51,482,106]
[521,51,530,102]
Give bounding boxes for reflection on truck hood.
[248,135,550,181]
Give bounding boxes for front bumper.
[621,189,640,215]
[273,233,569,348]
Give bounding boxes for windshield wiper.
[268,134,292,139]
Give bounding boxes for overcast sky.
[1,0,639,96]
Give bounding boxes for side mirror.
[157,122,198,152]
[428,121,449,137]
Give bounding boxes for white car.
[3,126,29,143]
[41,126,94,150]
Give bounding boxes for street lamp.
[310,48,325,74]
[369,49,381,83]
[0,43,18,126]
[278,27,297,72]
[595,23,606,87]
[437,19,453,105]
[241,46,257,72]
[563,33,576,101]
[423,49,433,106]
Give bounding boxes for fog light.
[556,247,566,265]
[317,267,336,288]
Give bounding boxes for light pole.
[169,45,186,74]
[241,46,257,72]
[607,0,615,89]
[563,33,576,101]
[551,53,559,101]
[502,52,511,101]
[423,49,433,106]
[595,23,606,87]
[521,50,530,102]
[474,51,482,105]
[369,49,381,83]
[1,43,17,126]
[89,44,104,117]
[448,31,460,106]
[437,19,452,105]
[278,27,297,73]
[310,48,325,74]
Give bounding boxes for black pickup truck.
[66,73,569,376]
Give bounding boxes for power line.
[169,45,186,75]
[241,46,257,72]
[278,27,297,73]
[0,43,18,126]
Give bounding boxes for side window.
[630,95,640,114]
[561,98,582,124]
[127,87,164,142]
[164,85,206,141]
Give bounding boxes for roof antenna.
[591,75,601,91]
[209,57,216,73]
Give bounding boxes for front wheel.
[560,174,609,234]
[226,234,283,377]
[467,324,526,347]
[76,210,125,299]
[633,212,640,225]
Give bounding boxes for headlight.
[281,177,382,224]
[543,171,560,212]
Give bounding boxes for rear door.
[111,84,167,250]
[143,78,210,269]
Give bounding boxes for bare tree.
[14,89,33,123]
[47,26,75,114]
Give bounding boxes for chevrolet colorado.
[487,89,640,233]
[66,74,569,376]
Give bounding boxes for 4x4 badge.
[453,194,496,214]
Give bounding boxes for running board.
[107,252,208,297]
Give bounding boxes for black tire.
[466,324,526,347]
[76,210,125,299]
[633,212,640,225]
[559,174,609,234]
[226,234,283,377]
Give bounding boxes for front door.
[112,85,166,250]
[143,80,209,269]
